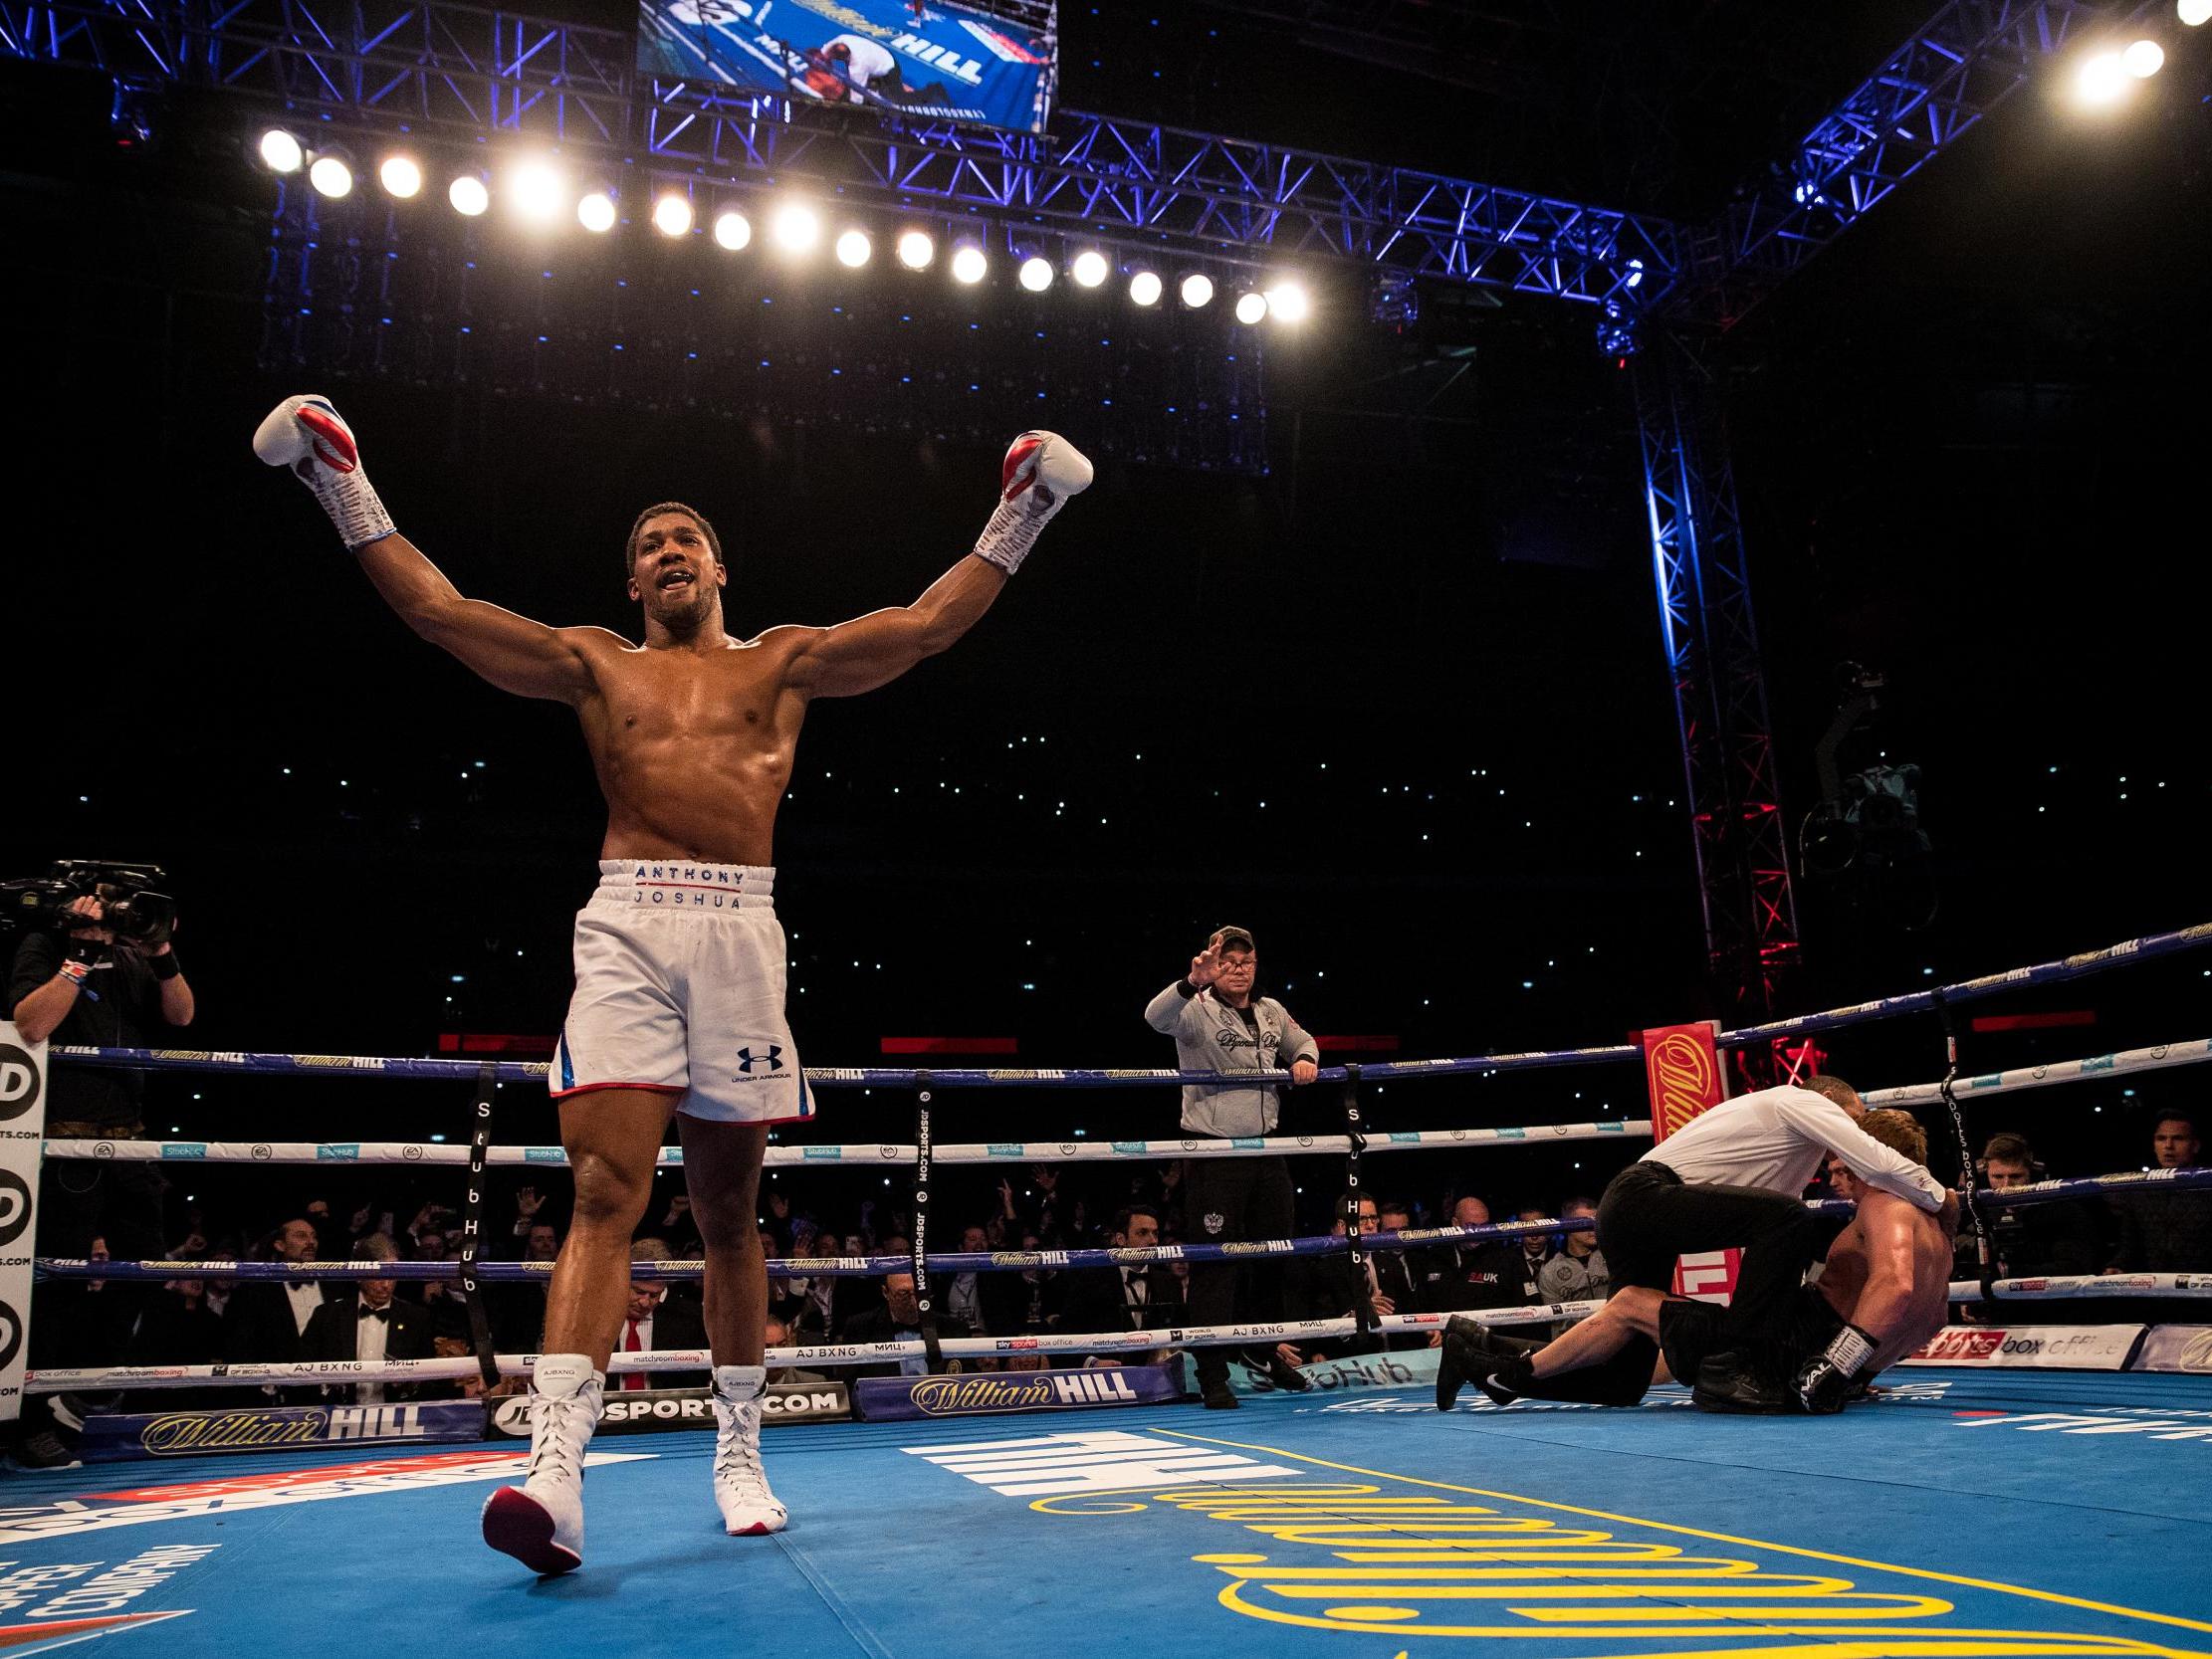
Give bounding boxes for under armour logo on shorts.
[735,1045,785,1074]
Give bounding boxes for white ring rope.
[22,1305,1593,1393]
[1863,1037,2211,1109]
[29,1275,2212,1395]
[41,1122,1654,1167]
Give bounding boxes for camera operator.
[8,892,195,1465]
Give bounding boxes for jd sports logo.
[0,1169,30,1248]
[0,1042,41,1122]
[735,1046,785,1074]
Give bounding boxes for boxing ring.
[8,923,2212,1657]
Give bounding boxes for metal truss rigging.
[0,0,1673,300]
[1653,0,2105,330]
[1634,333,1800,1019]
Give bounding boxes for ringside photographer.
[6,860,195,1466]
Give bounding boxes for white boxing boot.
[711,1365,787,1536]
[481,1353,602,1574]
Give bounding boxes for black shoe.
[1691,1351,1794,1415]
[1473,1359,1531,1408]
[14,1429,80,1469]
[1197,1358,1239,1410]
[1438,1317,1532,1409]
[1260,1351,1312,1393]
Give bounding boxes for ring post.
[1340,1062,1375,1338]
[1929,989,1994,1304]
[455,1062,501,1390]
[910,1071,943,1371]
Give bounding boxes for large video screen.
[639,0,1059,135]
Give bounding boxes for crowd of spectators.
[33,1108,2206,1444]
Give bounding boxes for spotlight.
[1264,280,1310,323]
[2183,0,2211,26]
[509,159,567,223]
[951,244,989,284]
[835,228,873,268]
[1018,256,1054,292]
[308,154,353,199]
[714,209,753,250]
[1129,270,1162,307]
[1071,249,1109,289]
[1233,292,1267,325]
[896,229,936,269]
[772,201,821,253]
[578,191,618,234]
[653,193,694,237]
[258,128,305,173]
[1179,273,1215,309]
[2077,49,2131,105]
[378,155,423,199]
[449,174,490,216]
[2123,39,2165,76]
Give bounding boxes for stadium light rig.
[772,201,822,254]
[258,127,304,173]
[652,192,694,237]
[896,229,937,270]
[713,207,752,250]
[308,151,353,199]
[379,155,423,199]
[579,190,619,234]
[508,159,568,224]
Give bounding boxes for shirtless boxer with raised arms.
[256,394,1091,1573]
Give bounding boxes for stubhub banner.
[856,1363,1178,1422]
[83,1400,485,1463]
[637,0,1057,133]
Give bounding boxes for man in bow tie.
[304,1233,435,1402]
[1058,1205,1182,1366]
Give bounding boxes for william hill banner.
[1642,1021,1741,1301]
[1641,1020,1725,1142]
[82,1400,485,1463]
[855,1363,1179,1422]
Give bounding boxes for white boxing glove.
[253,394,397,549]
[973,430,1093,576]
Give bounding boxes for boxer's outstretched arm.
[254,394,594,704]
[786,430,1093,699]
[356,533,594,705]
[782,555,1008,700]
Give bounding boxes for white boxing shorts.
[551,861,813,1125]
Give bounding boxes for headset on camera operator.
[6,864,194,1462]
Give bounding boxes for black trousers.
[1182,1153,1294,1376]
[1597,1160,1824,1346]
[30,1156,168,1369]
[1488,1161,1826,1408]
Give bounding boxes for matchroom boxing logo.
[0,1169,30,1248]
[0,1042,41,1122]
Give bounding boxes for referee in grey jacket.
[1145,925,1319,1408]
